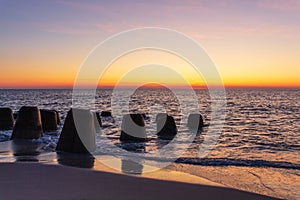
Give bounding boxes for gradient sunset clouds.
[0,0,299,88]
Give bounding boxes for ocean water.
[0,88,299,169]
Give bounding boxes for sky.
[0,0,299,88]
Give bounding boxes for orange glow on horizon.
[0,48,299,89]
[0,77,300,89]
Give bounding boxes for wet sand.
[0,140,283,199]
[0,162,277,200]
[168,163,300,200]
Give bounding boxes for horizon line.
[0,85,299,90]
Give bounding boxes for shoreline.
[0,162,278,200]
[0,140,298,199]
[167,163,300,200]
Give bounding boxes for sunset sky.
[0,0,299,88]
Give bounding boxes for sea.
[0,88,299,199]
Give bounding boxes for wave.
[175,157,300,170]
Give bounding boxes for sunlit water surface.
[0,89,299,169]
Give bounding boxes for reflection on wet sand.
[12,140,42,162]
[121,159,143,174]
[56,152,95,169]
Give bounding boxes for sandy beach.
[0,162,278,200]
[0,137,296,199]
[168,163,300,200]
